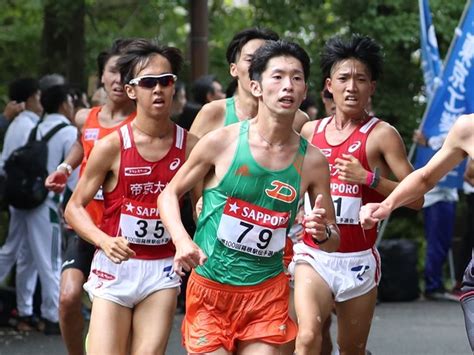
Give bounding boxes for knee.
[296,327,322,350]
[59,287,82,313]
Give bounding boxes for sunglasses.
[129,74,177,88]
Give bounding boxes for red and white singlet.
[101,122,187,260]
[304,116,384,252]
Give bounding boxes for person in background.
[300,96,318,120]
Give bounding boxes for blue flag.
[419,0,442,98]
[415,0,473,187]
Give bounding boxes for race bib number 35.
[119,198,170,246]
[217,197,290,257]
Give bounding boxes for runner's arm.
[64,134,135,263]
[304,146,340,252]
[360,118,469,228]
[159,132,225,274]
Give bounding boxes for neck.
[333,109,370,129]
[104,99,135,119]
[234,88,258,120]
[253,106,295,147]
[133,115,173,139]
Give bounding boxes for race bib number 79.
[118,198,170,245]
[217,197,289,257]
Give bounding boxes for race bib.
[83,128,100,141]
[217,197,289,257]
[332,195,361,225]
[118,198,170,245]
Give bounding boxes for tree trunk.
[41,0,86,90]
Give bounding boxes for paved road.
[0,299,471,355]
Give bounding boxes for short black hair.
[40,84,71,114]
[97,38,135,80]
[226,27,279,64]
[192,75,217,105]
[300,96,316,112]
[321,34,383,81]
[8,78,39,102]
[249,40,310,82]
[117,38,183,86]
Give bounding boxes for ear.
[250,79,262,98]
[370,81,376,96]
[125,84,137,100]
[326,77,333,94]
[303,83,308,101]
[229,63,238,79]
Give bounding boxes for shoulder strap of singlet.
[224,97,238,126]
[175,124,185,149]
[84,106,102,128]
[359,117,380,135]
[120,124,132,150]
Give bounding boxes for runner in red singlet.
[65,39,197,355]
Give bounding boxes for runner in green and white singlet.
[195,119,306,285]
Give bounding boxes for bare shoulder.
[300,119,318,141]
[92,129,121,156]
[293,109,310,133]
[369,120,404,147]
[454,114,474,138]
[190,99,227,138]
[304,142,329,171]
[185,131,199,157]
[75,108,92,131]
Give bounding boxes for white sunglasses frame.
[128,74,178,87]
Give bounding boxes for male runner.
[294,34,423,354]
[45,39,135,355]
[359,114,474,350]
[159,40,340,355]
[190,27,309,139]
[65,38,196,355]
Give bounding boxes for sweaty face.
[253,55,307,117]
[326,58,375,117]
[230,38,266,93]
[126,54,175,118]
[102,55,127,103]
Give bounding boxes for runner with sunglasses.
[65,38,197,355]
[159,40,340,355]
[44,39,135,355]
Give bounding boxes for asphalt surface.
[0,299,471,355]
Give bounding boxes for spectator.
[0,79,43,332]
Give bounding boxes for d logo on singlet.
[265,180,297,203]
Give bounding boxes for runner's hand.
[173,238,207,276]
[45,171,68,193]
[100,236,136,264]
[304,194,327,242]
[359,202,391,229]
[335,154,366,185]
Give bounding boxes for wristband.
[365,171,374,186]
[57,162,73,177]
[313,224,332,245]
[369,167,381,189]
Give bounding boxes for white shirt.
[0,110,40,170]
[36,113,78,189]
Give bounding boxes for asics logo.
[348,141,361,153]
[169,158,181,171]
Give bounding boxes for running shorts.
[183,271,297,353]
[290,243,381,302]
[84,250,180,308]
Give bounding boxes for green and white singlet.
[194,120,307,285]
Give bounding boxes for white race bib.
[332,195,361,225]
[118,198,170,245]
[217,197,290,257]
